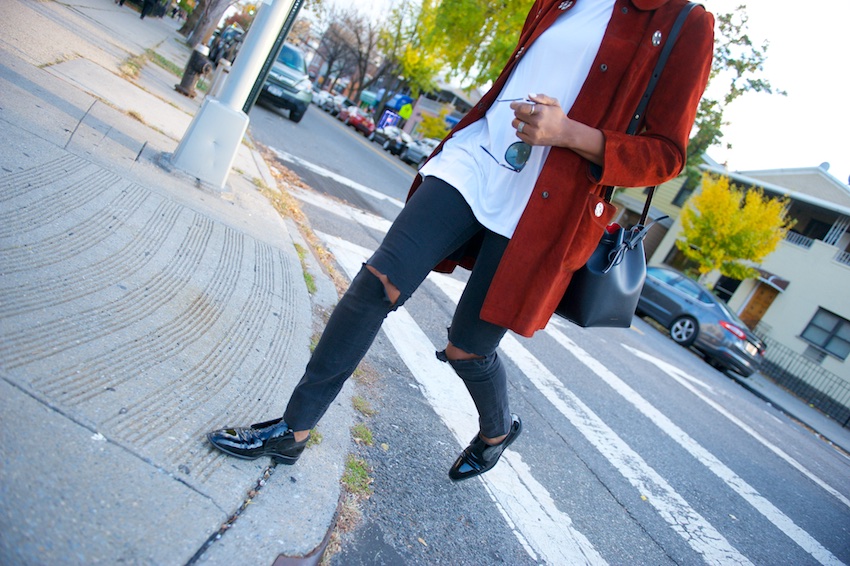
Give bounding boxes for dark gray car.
[637,266,765,377]
[258,43,312,123]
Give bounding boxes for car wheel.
[368,132,375,141]
[290,109,304,123]
[670,316,698,347]
[344,117,351,125]
[382,140,391,150]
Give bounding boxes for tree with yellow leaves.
[676,174,794,282]
[417,109,450,140]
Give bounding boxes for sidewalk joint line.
[65,99,97,150]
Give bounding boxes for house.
[402,85,483,139]
[615,163,850,424]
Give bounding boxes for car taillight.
[719,320,747,340]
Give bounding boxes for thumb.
[528,93,558,106]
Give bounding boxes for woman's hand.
[510,93,605,166]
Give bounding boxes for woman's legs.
[282,177,484,434]
[437,230,511,441]
[210,177,519,479]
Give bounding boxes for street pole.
[243,0,305,115]
[170,0,302,189]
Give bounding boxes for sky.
[319,0,850,187]
[704,0,850,186]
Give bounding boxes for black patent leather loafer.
[449,414,522,481]
[207,418,308,465]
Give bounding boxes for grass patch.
[257,149,348,297]
[119,53,146,79]
[342,455,373,496]
[294,243,318,294]
[147,49,184,76]
[309,332,321,353]
[306,428,322,448]
[351,423,374,446]
[351,395,375,417]
[320,495,361,566]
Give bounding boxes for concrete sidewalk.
[0,1,349,564]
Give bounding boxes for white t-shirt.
[419,0,616,238]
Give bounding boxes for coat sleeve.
[594,6,714,188]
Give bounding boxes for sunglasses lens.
[505,142,531,170]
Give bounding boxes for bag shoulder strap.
[604,1,698,214]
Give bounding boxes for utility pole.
[170,0,303,188]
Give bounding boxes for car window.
[714,297,749,325]
[648,268,678,285]
[277,45,306,73]
[671,277,703,301]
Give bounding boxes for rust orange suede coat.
[407,0,714,337]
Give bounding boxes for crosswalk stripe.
[316,231,607,565]
[296,185,843,564]
[271,149,405,208]
[430,273,751,565]
[616,345,845,564]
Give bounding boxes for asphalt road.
[246,101,850,565]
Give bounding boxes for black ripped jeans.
[283,177,512,438]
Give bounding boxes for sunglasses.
[481,141,532,172]
[480,97,535,172]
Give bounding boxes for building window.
[800,308,850,361]
[671,177,695,207]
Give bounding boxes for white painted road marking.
[430,273,751,564]
[271,148,405,208]
[294,185,846,565]
[317,232,607,565]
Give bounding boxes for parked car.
[312,88,334,108]
[637,266,766,377]
[325,95,355,116]
[399,137,440,167]
[370,125,412,155]
[337,106,375,136]
[258,43,312,123]
[208,24,244,64]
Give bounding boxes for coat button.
[594,202,604,217]
[542,191,550,199]
[600,63,608,72]
[514,47,525,59]
[621,6,628,13]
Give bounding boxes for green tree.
[676,174,794,282]
[428,0,533,86]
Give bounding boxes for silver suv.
[259,43,312,123]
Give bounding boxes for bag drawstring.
[603,216,669,273]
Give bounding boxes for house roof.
[701,163,850,217]
[736,166,850,208]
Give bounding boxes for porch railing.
[784,231,814,248]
